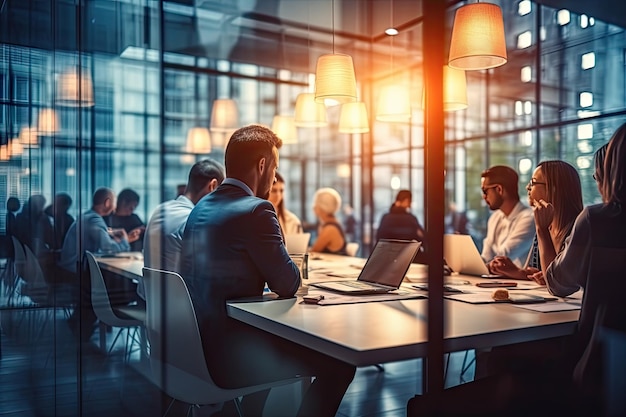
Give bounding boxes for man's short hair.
[93,187,113,206]
[187,158,226,194]
[224,125,282,177]
[481,165,520,198]
[117,188,140,206]
[395,189,412,202]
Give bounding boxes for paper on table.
[512,301,582,313]
[305,287,426,305]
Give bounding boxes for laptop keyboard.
[339,281,378,289]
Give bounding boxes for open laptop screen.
[358,239,422,287]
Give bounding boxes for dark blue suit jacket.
[180,180,300,354]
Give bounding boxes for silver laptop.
[443,234,500,277]
[310,239,422,295]
[285,233,311,254]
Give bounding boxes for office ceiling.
[1,0,624,80]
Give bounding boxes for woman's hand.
[528,270,546,285]
[532,199,554,231]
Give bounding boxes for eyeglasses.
[527,179,546,188]
[481,185,498,196]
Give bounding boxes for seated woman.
[268,172,302,235]
[489,160,583,283]
[310,187,347,255]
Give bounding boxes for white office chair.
[85,251,145,360]
[142,267,304,417]
[346,242,359,257]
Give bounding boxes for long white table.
[227,254,580,367]
[96,253,580,368]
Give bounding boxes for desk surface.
[97,252,580,367]
[227,254,580,367]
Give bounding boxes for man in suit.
[181,125,355,417]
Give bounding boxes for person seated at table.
[180,125,355,417]
[480,165,535,269]
[376,189,425,243]
[43,192,75,252]
[14,194,50,255]
[268,172,302,235]
[143,158,224,294]
[58,187,141,342]
[489,161,583,282]
[105,188,145,252]
[310,187,347,255]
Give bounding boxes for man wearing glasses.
[480,165,535,270]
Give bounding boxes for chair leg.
[233,397,244,417]
[374,364,384,371]
[460,349,476,383]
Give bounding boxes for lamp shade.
[210,99,238,132]
[0,145,9,161]
[422,66,469,112]
[314,53,358,104]
[19,127,38,147]
[444,66,468,111]
[448,3,507,71]
[9,138,23,156]
[56,67,94,106]
[339,102,370,133]
[37,108,60,133]
[294,93,328,127]
[271,115,298,144]
[186,127,212,154]
[376,85,411,122]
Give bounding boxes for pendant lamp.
[314,53,358,104]
[421,66,469,112]
[19,127,38,147]
[0,145,9,161]
[443,66,468,111]
[37,108,60,134]
[376,85,411,122]
[448,3,507,70]
[339,102,369,133]
[57,67,94,107]
[271,115,298,144]
[294,93,328,127]
[210,99,238,132]
[9,138,23,157]
[186,127,212,154]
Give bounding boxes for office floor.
[0,276,475,417]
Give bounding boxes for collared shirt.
[142,194,195,299]
[222,178,253,196]
[481,201,535,267]
[58,209,130,273]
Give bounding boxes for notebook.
[285,233,311,254]
[310,239,422,295]
[443,234,500,277]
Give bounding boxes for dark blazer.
[376,205,425,242]
[180,180,300,356]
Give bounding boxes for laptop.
[443,234,500,277]
[310,239,422,295]
[285,233,311,254]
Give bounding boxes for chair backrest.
[85,251,129,328]
[142,266,302,405]
[142,267,221,402]
[346,242,359,257]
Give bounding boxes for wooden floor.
[0,274,475,417]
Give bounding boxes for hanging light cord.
[332,0,335,53]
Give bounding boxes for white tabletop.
[96,252,144,281]
[227,253,580,366]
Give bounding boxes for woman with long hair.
[268,172,302,235]
[490,160,583,282]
